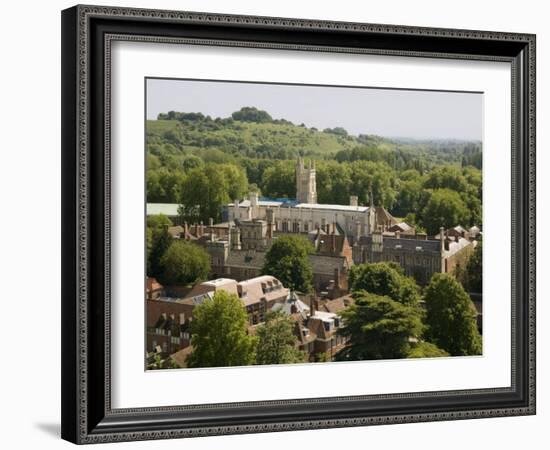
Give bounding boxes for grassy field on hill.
[145,108,483,233]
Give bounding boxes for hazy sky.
[146,78,483,141]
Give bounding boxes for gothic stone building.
[225,158,386,242]
[204,216,352,294]
[353,228,476,285]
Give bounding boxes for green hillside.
[147,110,481,170]
[146,118,356,158]
[146,107,483,232]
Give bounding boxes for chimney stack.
[309,294,316,317]
[355,221,361,243]
[231,226,241,250]
[439,227,445,254]
[266,208,274,239]
[334,268,341,289]
[233,199,239,220]
[350,195,358,207]
[249,191,258,208]
[209,218,214,240]
[395,230,401,239]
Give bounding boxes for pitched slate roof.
[169,346,193,368]
[309,255,348,275]
[358,235,441,253]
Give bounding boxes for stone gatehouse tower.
[296,158,317,204]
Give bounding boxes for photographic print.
[61,7,536,442]
[145,78,484,370]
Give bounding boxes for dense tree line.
[337,262,481,360]
[147,109,483,234]
[146,214,211,285]
[186,291,308,368]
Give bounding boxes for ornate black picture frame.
[61,4,536,444]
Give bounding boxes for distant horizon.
[148,108,482,144]
[146,78,483,141]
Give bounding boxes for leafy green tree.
[323,126,348,137]
[179,163,248,223]
[256,311,305,365]
[146,167,186,203]
[313,352,329,362]
[462,166,482,198]
[187,291,258,368]
[181,154,203,170]
[232,106,273,123]
[178,168,209,223]
[403,213,427,234]
[394,178,423,217]
[407,342,449,358]
[219,163,249,201]
[420,188,470,235]
[462,190,482,228]
[148,226,172,278]
[157,240,211,286]
[146,214,173,229]
[261,161,295,198]
[146,226,153,270]
[348,262,420,306]
[424,273,482,356]
[315,161,352,204]
[336,291,423,361]
[147,353,179,370]
[262,235,314,292]
[348,160,397,209]
[464,241,482,293]
[423,165,468,192]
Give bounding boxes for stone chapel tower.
[296,158,317,204]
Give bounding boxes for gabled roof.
[445,237,473,256]
[320,296,354,314]
[374,206,397,225]
[169,346,193,368]
[388,222,412,233]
